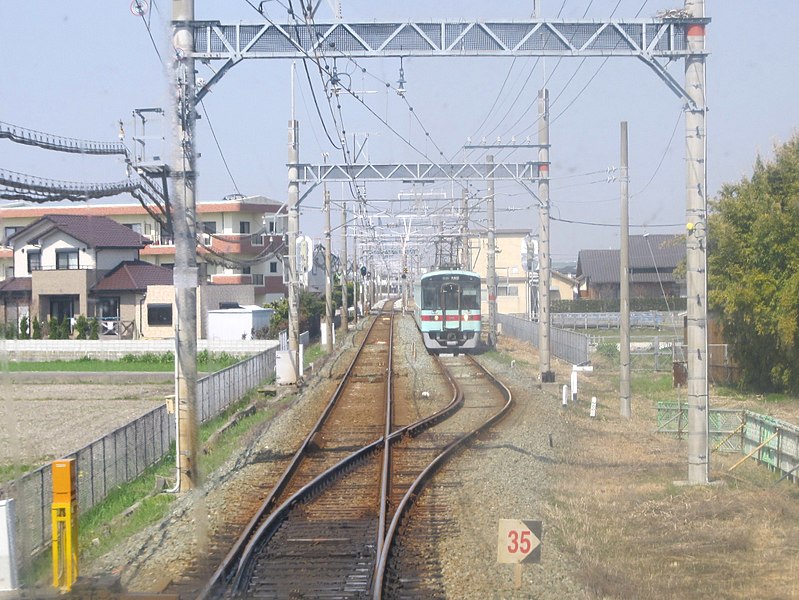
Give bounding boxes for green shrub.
[32,316,41,339]
[18,315,29,339]
[596,340,620,363]
[89,317,99,340]
[47,317,59,339]
[75,315,89,340]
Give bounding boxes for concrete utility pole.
[460,188,470,269]
[353,225,359,321]
[323,166,333,353]
[538,89,554,383]
[287,114,300,380]
[172,0,199,492]
[685,0,709,484]
[620,121,631,418]
[486,155,497,348]
[340,201,349,334]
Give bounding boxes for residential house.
[0,215,256,338]
[0,194,287,305]
[1,214,150,328]
[575,234,685,300]
[469,229,575,318]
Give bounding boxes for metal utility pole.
[685,0,709,484]
[620,122,631,418]
[486,155,497,348]
[538,89,554,383]
[287,109,300,380]
[340,201,349,334]
[324,166,333,353]
[172,0,199,492]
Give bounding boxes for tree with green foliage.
[19,315,29,339]
[32,316,41,339]
[265,290,326,339]
[58,316,70,339]
[75,315,89,340]
[89,317,100,340]
[47,317,59,339]
[708,134,799,392]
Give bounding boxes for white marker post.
[570,365,593,405]
[497,519,542,589]
[570,370,577,404]
[561,384,568,407]
[590,396,597,418]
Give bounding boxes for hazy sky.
[1,1,797,263]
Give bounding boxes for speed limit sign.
[497,519,542,564]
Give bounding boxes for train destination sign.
[497,519,542,564]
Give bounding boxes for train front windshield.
[421,275,480,310]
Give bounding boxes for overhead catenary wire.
[199,100,242,196]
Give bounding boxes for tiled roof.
[0,277,32,293]
[11,214,148,248]
[93,260,173,292]
[576,235,685,285]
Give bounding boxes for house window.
[3,226,21,245]
[27,250,41,272]
[269,261,278,273]
[239,221,250,234]
[147,303,173,326]
[56,250,79,270]
[252,273,264,286]
[97,297,120,320]
[158,224,173,245]
[202,221,217,234]
[242,266,251,275]
[497,285,519,297]
[123,223,143,234]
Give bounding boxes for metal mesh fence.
[1,348,276,560]
[657,403,799,483]
[497,313,589,365]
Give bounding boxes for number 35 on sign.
[497,519,542,564]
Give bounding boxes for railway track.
[204,323,511,598]
[195,302,398,599]
[375,355,512,599]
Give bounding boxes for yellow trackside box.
[52,459,76,503]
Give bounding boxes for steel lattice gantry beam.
[189,18,709,103]
[296,162,540,184]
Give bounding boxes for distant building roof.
[0,277,32,293]
[576,234,685,285]
[93,260,173,292]
[10,214,149,249]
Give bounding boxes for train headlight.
[434,315,440,321]
[463,314,469,321]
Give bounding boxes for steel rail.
[372,355,513,599]
[197,303,394,600]
[215,312,472,598]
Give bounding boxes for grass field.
[6,351,239,373]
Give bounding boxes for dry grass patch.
[493,336,799,600]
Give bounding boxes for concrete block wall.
[0,339,279,361]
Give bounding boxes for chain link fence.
[0,347,276,562]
